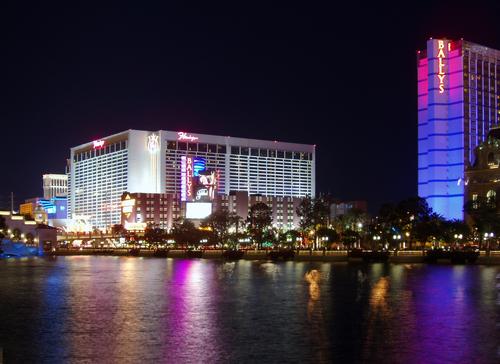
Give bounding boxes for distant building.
[464,127,500,216]
[19,201,35,218]
[330,200,367,220]
[19,197,67,224]
[43,174,68,199]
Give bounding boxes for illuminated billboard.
[193,170,218,202]
[181,156,217,202]
[186,202,212,219]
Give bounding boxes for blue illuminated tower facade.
[418,39,500,220]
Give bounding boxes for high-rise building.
[43,174,68,199]
[418,38,500,220]
[68,130,315,229]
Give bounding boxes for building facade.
[418,39,500,220]
[20,197,68,223]
[330,200,368,220]
[43,174,68,199]
[465,127,500,216]
[69,130,315,229]
[120,191,302,231]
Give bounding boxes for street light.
[454,233,463,247]
[484,232,494,250]
[392,234,401,249]
[403,231,410,249]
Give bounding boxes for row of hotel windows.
[44,179,67,187]
[166,140,313,160]
[73,141,128,162]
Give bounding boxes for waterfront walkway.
[51,248,500,264]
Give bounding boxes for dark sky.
[2,0,500,212]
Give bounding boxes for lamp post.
[404,231,410,250]
[484,232,494,251]
[372,235,381,250]
[356,222,363,248]
[453,233,463,248]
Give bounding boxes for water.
[0,257,499,363]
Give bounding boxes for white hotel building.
[68,129,315,229]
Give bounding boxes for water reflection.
[0,258,499,363]
[305,269,329,362]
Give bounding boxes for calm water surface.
[0,257,499,363]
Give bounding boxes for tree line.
[111,195,499,250]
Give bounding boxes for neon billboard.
[181,156,217,202]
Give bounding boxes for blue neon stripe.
[428,116,463,121]
[426,54,462,62]
[418,147,464,155]
[418,132,464,140]
[428,69,463,77]
[429,85,464,92]
[418,179,460,185]
[429,101,463,107]
[425,194,464,198]
[418,162,464,170]
[418,101,464,112]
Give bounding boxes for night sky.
[2,1,500,213]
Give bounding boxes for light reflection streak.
[304,269,329,362]
[163,259,221,362]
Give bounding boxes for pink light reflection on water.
[161,259,223,362]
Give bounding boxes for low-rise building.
[120,191,302,231]
[0,211,57,248]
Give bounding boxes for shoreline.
[47,249,500,265]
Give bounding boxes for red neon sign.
[178,132,199,142]
[93,140,105,148]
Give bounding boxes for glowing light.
[93,140,105,148]
[186,157,193,199]
[124,222,147,231]
[121,195,136,217]
[181,156,187,201]
[177,132,198,142]
[147,133,159,153]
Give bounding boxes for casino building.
[418,38,500,220]
[68,130,315,229]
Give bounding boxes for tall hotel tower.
[418,39,500,220]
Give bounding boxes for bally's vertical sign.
[181,156,194,201]
[436,40,447,94]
